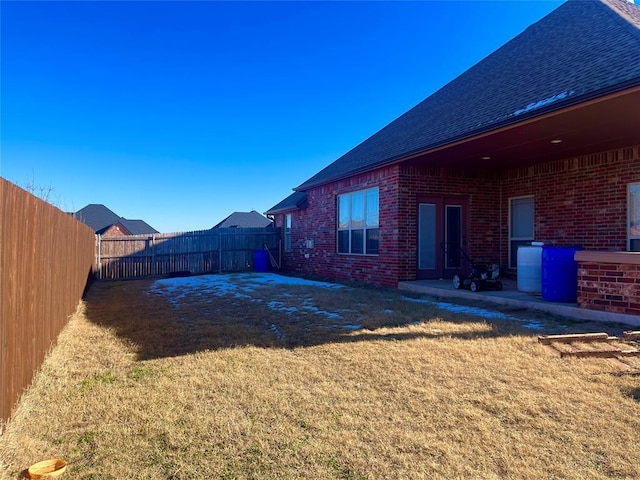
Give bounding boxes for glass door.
[417,196,468,279]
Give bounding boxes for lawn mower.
[448,245,503,292]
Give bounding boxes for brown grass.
[1,274,639,479]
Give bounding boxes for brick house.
[74,204,159,237]
[266,0,640,315]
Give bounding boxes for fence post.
[151,234,155,277]
[96,234,102,280]
[219,230,222,274]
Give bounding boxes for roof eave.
[295,81,640,192]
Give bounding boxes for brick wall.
[501,146,639,271]
[275,144,639,288]
[279,165,402,287]
[577,260,640,315]
[277,164,501,286]
[101,223,129,237]
[397,165,500,281]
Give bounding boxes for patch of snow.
[342,324,362,330]
[239,273,344,289]
[148,273,346,320]
[267,301,299,316]
[303,304,343,319]
[384,309,394,314]
[522,322,544,331]
[403,297,545,331]
[234,293,253,300]
[513,90,575,116]
[269,324,284,338]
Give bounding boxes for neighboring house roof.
[211,210,273,229]
[295,0,640,191]
[74,204,159,235]
[265,191,308,215]
[115,219,159,235]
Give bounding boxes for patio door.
[417,196,468,279]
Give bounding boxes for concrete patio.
[398,278,640,327]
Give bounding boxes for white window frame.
[628,182,640,252]
[337,187,379,255]
[509,195,535,268]
[284,214,292,252]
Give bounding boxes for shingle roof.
[118,219,159,235]
[75,204,121,232]
[296,0,640,191]
[265,191,308,215]
[211,210,274,229]
[75,204,158,234]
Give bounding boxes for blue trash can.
[253,250,269,272]
[541,246,582,302]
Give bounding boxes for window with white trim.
[509,196,534,268]
[284,214,292,252]
[337,188,379,255]
[629,182,640,252]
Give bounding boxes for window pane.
[351,229,364,254]
[630,184,640,237]
[284,214,292,252]
[338,195,350,229]
[337,230,349,253]
[511,197,534,238]
[631,239,640,252]
[445,206,462,269]
[366,189,379,227]
[366,228,379,255]
[418,203,436,269]
[351,192,364,229]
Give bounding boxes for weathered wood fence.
[97,228,281,280]
[1,178,96,430]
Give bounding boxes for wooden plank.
[559,348,640,358]
[560,348,624,358]
[618,350,640,357]
[623,331,640,340]
[538,333,609,345]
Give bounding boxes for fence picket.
[97,228,280,280]
[1,178,95,428]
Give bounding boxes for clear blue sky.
[1,0,563,233]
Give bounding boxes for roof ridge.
[600,0,640,31]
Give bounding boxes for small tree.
[23,174,61,207]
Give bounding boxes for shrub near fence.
[0,178,96,430]
[97,228,281,280]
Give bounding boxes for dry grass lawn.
[1,273,639,479]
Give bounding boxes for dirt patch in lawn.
[1,273,639,479]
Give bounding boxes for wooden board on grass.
[538,333,609,345]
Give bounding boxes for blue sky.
[1,0,562,233]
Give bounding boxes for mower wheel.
[470,280,480,292]
[452,274,462,289]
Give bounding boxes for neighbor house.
[212,210,273,229]
[74,204,159,237]
[266,0,640,316]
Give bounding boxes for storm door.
[417,196,468,279]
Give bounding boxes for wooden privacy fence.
[1,178,96,429]
[97,228,281,280]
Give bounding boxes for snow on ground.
[403,297,544,330]
[148,273,349,323]
[147,272,544,331]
